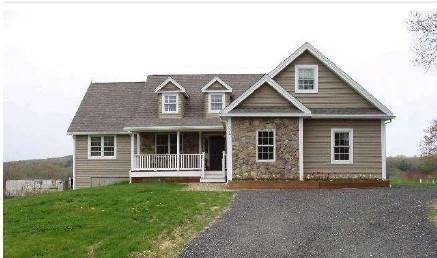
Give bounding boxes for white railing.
[133,153,205,172]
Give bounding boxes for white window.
[295,64,318,93]
[162,94,178,113]
[208,93,225,113]
[331,128,353,164]
[256,130,275,162]
[155,133,178,154]
[88,135,116,159]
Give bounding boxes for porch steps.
[200,171,226,183]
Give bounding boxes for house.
[67,43,394,189]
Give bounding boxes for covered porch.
[129,130,227,182]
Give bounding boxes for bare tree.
[407,11,437,71]
[420,119,437,157]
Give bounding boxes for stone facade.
[232,118,299,180]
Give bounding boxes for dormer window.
[295,64,318,93]
[209,93,225,113]
[162,94,178,113]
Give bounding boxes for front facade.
[68,43,394,189]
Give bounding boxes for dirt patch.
[184,183,234,192]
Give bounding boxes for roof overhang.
[222,75,311,116]
[123,125,224,132]
[268,42,394,117]
[311,114,395,119]
[67,131,130,135]
[221,112,311,117]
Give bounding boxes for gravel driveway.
[181,188,437,257]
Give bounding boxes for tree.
[407,11,437,71]
[419,119,437,173]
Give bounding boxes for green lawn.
[4,182,233,258]
[390,178,437,187]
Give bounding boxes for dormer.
[154,77,188,118]
[201,77,232,116]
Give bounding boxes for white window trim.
[256,129,276,162]
[161,93,179,114]
[295,64,318,94]
[88,135,117,159]
[330,128,353,164]
[208,93,225,113]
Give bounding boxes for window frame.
[161,93,179,114]
[295,64,319,94]
[87,135,117,159]
[330,128,353,164]
[256,129,276,162]
[154,133,178,154]
[208,93,225,113]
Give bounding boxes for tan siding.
[303,119,382,177]
[274,51,377,109]
[75,135,131,188]
[237,83,300,112]
[158,93,184,118]
[208,81,228,91]
[159,82,180,91]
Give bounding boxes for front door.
[209,136,225,171]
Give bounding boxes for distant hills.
[3,155,73,180]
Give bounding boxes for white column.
[299,118,304,181]
[381,120,387,180]
[72,135,76,190]
[198,131,202,153]
[130,133,135,170]
[226,118,233,182]
[177,131,180,171]
[136,133,140,154]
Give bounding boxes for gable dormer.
[201,77,232,116]
[154,77,188,118]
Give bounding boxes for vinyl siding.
[208,81,229,91]
[75,135,130,188]
[303,119,382,176]
[159,82,181,91]
[274,51,378,109]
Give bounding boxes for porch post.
[299,118,304,181]
[177,131,180,171]
[130,133,134,183]
[198,131,202,153]
[136,133,140,154]
[225,118,233,182]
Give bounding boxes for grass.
[4,182,233,258]
[390,178,437,188]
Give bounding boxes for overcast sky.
[3,2,437,161]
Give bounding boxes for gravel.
[180,188,437,258]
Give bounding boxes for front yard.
[3,182,233,257]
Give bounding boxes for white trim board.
[208,93,225,113]
[222,75,311,115]
[330,128,354,165]
[201,77,233,92]
[221,112,311,117]
[154,76,188,97]
[124,125,225,132]
[268,42,394,116]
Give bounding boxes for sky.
[3,2,437,161]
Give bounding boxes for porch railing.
[133,153,205,172]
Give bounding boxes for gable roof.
[222,75,311,117]
[67,82,145,134]
[269,42,394,116]
[154,76,188,97]
[201,77,233,92]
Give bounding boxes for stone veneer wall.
[232,118,299,180]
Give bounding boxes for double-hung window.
[88,135,116,159]
[155,133,178,154]
[331,128,353,164]
[209,93,225,113]
[295,64,318,93]
[162,94,178,113]
[256,130,275,162]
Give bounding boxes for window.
[88,135,116,159]
[155,133,178,154]
[162,94,178,113]
[295,64,318,93]
[256,130,275,162]
[209,93,225,113]
[331,128,353,164]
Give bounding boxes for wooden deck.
[227,180,390,189]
